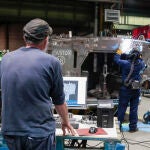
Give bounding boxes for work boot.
[129,128,139,133]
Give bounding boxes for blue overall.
[114,54,145,130]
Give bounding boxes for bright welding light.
[119,39,132,54]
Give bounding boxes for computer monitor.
[63,76,87,109]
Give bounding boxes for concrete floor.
[123,95,150,150]
[108,95,150,150]
[120,129,150,150]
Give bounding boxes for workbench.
[56,115,121,150]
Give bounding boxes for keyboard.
[56,121,79,129]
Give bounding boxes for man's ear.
[42,36,49,51]
[44,37,49,45]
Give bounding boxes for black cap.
[23,18,53,43]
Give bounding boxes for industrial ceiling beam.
[79,0,120,3]
[113,24,139,30]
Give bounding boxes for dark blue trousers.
[118,87,140,130]
[3,133,56,150]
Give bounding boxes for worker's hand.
[61,122,78,136]
[116,49,122,55]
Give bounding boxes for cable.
[125,138,150,149]
[121,139,129,150]
[128,142,150,149]
[120,130,150,149]
[120,131,130,150]
[126,139,150,144]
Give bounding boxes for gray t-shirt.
[1,47,65,137]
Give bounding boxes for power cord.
[120,131,129,150]
[120,129,150,149]
[125,138,150,149]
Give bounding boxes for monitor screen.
[63,76,87,109]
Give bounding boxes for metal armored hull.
[50,37,150,99]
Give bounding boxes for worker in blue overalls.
[114,47,146,132]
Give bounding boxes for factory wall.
[0,24,24,51]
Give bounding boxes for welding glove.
[116,49,122,55]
